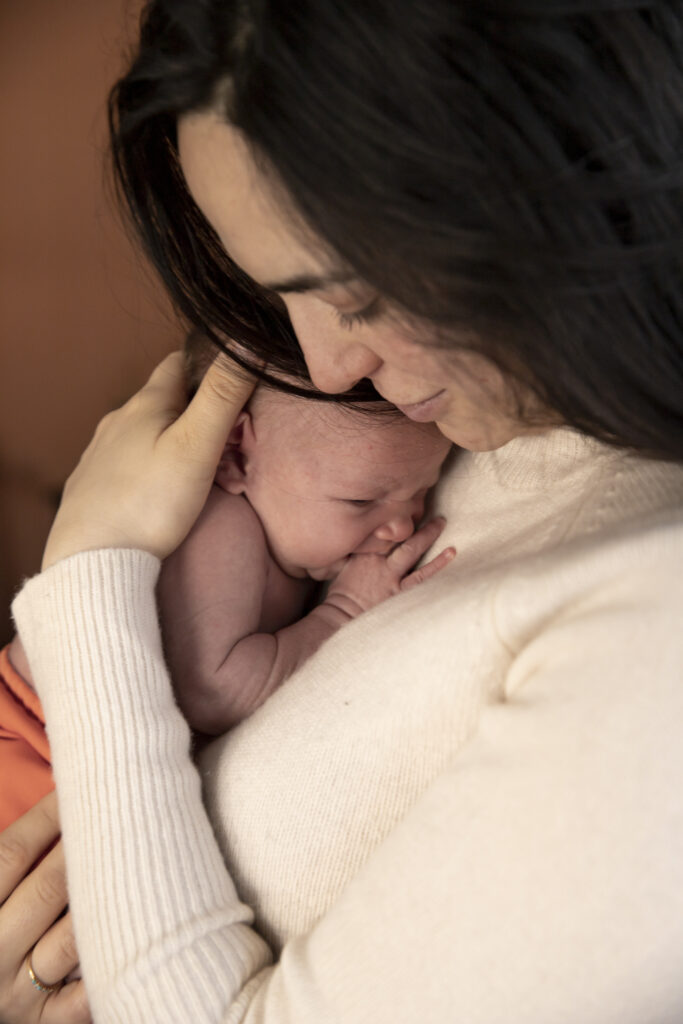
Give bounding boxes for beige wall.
[0,0,185,644]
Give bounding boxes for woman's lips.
[394,389,447,422]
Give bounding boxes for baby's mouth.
[352,539,395,557]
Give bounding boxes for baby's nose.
[374,513,416,544]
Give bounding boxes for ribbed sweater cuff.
[12,549,270,1023]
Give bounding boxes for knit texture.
[13,428,683,1023]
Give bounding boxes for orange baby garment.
[0,644,53,831]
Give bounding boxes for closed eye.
[335,296,383,330]
[345,498,374,507]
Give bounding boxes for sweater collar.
[463,427,621,492]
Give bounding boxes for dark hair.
[109,0,683,459]
[183,325,406,427]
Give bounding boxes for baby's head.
[186,332,451,579]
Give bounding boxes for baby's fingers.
[400,544,456,592]
[388,517,447,575]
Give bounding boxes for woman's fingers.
[0,794,90,1023]
[171,349,257,465]
[40,978,92,1024]
[142,348,186,392]
[0,790,59,902]
[31,910,79,989]
[130,350,189,417]
[42,349,258,568]
[2,840,68,953]
[4,972,91,1024]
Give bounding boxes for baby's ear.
[214,410,253,494]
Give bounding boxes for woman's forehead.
[178,112,327,288]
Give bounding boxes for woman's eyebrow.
[262,270,355,294]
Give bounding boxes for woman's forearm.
[12,549,271,1023]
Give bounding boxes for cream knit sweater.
[13,428,683,1024]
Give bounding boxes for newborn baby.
[0,347,453,831]
[0,357,452,983]
[158,365,453,734]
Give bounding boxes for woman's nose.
[286,299,382,393]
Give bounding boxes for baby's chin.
[306,557,349,582]
[270,552,349,582]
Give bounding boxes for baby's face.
[243,402,451,579]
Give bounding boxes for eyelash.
[334,297,382,331]
[347,499,373,507]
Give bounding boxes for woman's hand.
[42,350,256,569]
[0,792,90,1023]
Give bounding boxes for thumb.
[174,351,258,465]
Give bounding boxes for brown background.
[0,0,184,644]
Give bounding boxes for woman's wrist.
[12,549,162,706]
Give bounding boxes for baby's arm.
[157,485,277,732]
[160,500,454,735]
[211,517,456,725]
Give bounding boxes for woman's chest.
[198,572,504,952]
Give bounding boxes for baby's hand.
[324,518,455,619]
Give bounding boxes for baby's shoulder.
[200,485,269,559]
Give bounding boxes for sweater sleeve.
[12,545,683,1024]
[12,550,273,1022]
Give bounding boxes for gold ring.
[26,952,64,995]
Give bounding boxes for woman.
[1,1,682,1021]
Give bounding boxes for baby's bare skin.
[158,389,454,734]
[158,485,315,730]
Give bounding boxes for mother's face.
[178,111,545,451]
